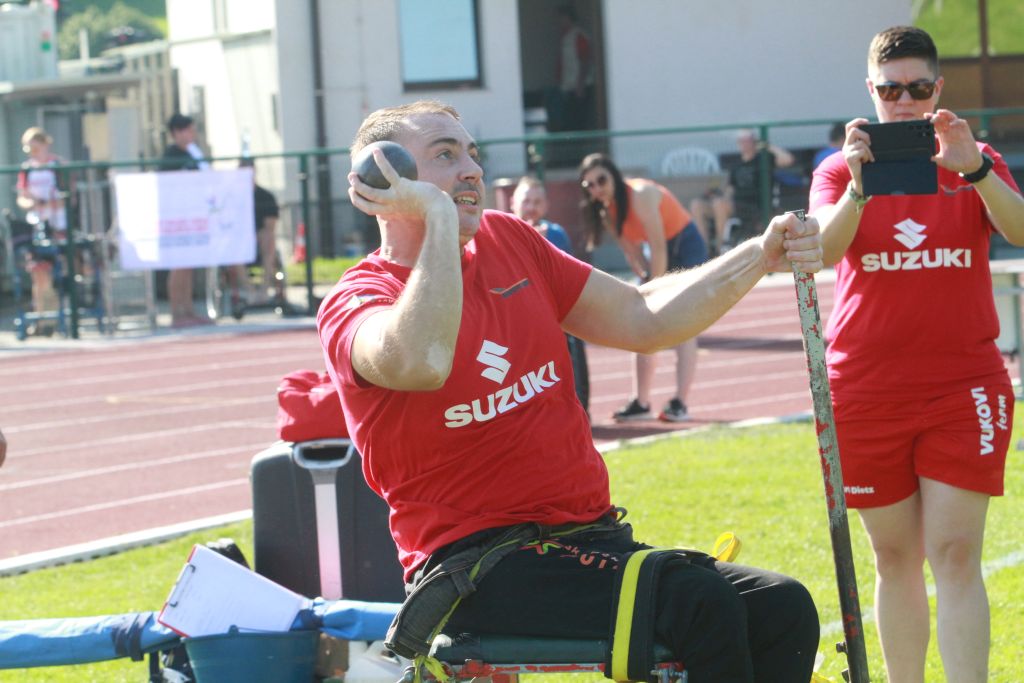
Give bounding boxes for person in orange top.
[578,153,709,422]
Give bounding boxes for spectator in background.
[813,121,846,169]
[16,126,67,329]
[227,158,283,309]
[690,130,795,256]
[511,176,589,417]
[160,113,212,328]
[578,154,708,423]
[556,5,595,131]
[17,127,67,239]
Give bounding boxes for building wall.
[173,0,914,160]
[166,0,915,254]
[603,1,910,161]
[308,0,526,173]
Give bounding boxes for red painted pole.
[790,210,870,683]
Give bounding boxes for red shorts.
[833,381,1014,508]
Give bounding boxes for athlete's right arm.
[0,427,7,468]
[815,118,874,265]
[344,160,463,391]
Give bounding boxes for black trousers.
[443,522,819,683]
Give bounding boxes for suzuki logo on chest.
[893,218,927,249]
[477,340,511,384]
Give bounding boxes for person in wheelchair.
[690,129,795,256]
[225,158,284,313]
[318,101,821,682]
[15,127,68,331]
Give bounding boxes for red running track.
[0,274,997,562]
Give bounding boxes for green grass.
[2,422,1023,681]
[285,256,362,287]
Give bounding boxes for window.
[398,0,482,90]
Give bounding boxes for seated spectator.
[813,121,846,169]
[689,130,795,255]
[227,159,282,309]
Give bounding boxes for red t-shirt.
[809,142,1017,400]
[318,210,609,578]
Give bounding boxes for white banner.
[115,168,256,270]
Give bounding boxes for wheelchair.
[421,634,686,683]
[1,211,105,340]
[205,243,292,321]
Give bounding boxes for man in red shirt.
[319,100,823,682]
[809,26,1024,682]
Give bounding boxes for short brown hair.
[868,26,939,76]
[351,100,461,157]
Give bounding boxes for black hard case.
[250,439,405,602]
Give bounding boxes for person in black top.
[689,130,795,255]
[227,158,282,306]
[159,113,212,327]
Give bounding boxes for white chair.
[659,147,721,177]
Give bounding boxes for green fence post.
[299,154,315,314]
[530,139,547,182]
[758,124,773,229]
[61,167,80,340]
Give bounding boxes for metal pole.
[789,210,870,683]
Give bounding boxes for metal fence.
[2,107,1023,340]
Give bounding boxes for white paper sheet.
[157,544,310,637]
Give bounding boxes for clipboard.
[158,544,310,637]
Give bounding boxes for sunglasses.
[874,80,937,102]
[581,174,610,190]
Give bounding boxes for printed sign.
[115,168,255,270]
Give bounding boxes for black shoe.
[658,398,690,423]
[613,398,652,422]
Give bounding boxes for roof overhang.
[0,73,142,103]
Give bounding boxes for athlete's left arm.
[929,109,1024,244]
[562,213,821,353]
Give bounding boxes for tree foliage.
[57,1,164,60]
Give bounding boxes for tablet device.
[861,120,937,196]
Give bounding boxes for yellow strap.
[713,531,742,562]
[414,654,450,683]
[610,548,659,682]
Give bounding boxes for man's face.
[867,57,942,123]
[737,132,757,159]
[171,124,197,148]
[512,186,547,225]
[394,113,484,244]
